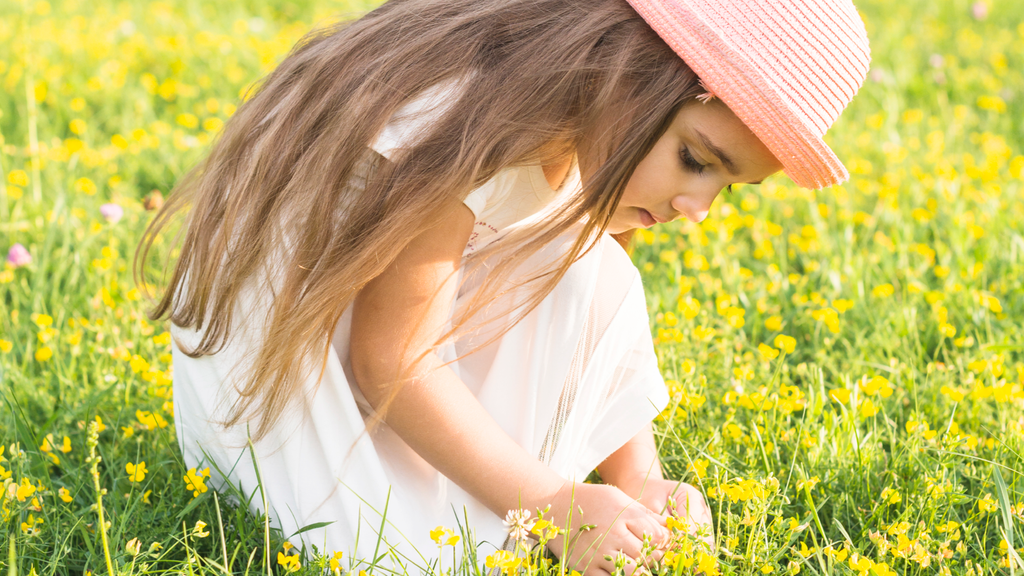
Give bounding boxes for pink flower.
[972,1,988,20]
[100,203,124,223]
[7,243,31,267]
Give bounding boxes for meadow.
[1,0,1023,574]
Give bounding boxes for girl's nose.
[671,194,714,223]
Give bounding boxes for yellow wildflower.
[829,388,850,404]
[184,467,211,498]
[871,283,895,298]
[329,551,344,572]
[758,342,780,360]
[773,334,796,354]
[859,398,879,418]
[126,461,148,482]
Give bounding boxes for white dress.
[171,86,669,566]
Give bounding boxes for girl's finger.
[625,515,670,547]
[618,516,667,553]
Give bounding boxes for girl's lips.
[638,208,657,228]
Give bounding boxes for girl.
[140,0,870,571]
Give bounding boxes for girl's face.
[605,100,783,234]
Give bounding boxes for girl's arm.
[349,201,669,573]
[599,424,714,542]
[596,423,664,498]
[350,200,565,514]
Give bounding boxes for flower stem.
[87,420,115,576]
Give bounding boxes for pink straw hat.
[625,0,871,189]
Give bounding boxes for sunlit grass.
[1,0,1023,574]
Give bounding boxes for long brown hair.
[137,0,703,441]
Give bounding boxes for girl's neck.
[541,155,574,191]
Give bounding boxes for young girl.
[141,0,870,571]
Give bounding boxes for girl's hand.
[543,481,670,576]
[633,479,714,548]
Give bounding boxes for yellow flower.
[871,283,895,298]
[277,551,301,572]
[126,461,148,482]
[666,515,689,532]
[679,297,701,319]
[689,458,709,479]
[978,494,998,514]
[74,177,97,195]
[69,119,87,135]
[184,467,211,498]
[859,398,879,418]
[136,410,168,430]
[192,520,210,537]
[696,550,718,575]
[93,416,107,433]
[20,513,43,536]
[130,355,151,374]
[796,476,819,492]
[977,94,1007,113]
[758,342,780,360]
[329,551,344,571]
[680,358,696,376]
[829,388,850,404]
[0,340,12,353]
[880,488,901,505]
[203,117,224,132]
[860,376,894,398]
[7,170,28,187]
[58,487,73,503]
[773,334,796,354]
[176,113,199,129]
[16,478,37,501]
[764,315,783,331]
[832,299,854,313]
[693,326,716,341]
[35,346,53,361]
[485,550,523,574]
[940,385,965,402]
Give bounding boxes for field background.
[1,0,1023,574]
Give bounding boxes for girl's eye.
[679,146,707,175]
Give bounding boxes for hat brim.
[628,0,851,189]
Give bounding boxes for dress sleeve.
[368,79,497,220]
[369,81,460,161]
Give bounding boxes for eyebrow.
[694,129,739,176]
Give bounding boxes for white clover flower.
[502,509,534,542]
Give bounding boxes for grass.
[1,0,1024,574]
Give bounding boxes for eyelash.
[680,147,733,195]
[679,146,707,175]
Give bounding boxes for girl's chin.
[605,209,648,235]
